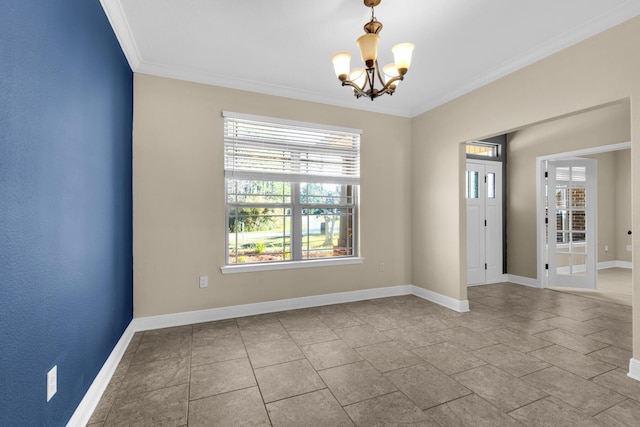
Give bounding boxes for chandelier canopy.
[332,0,414,101]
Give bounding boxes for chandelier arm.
[373,60,386,87]
[341,80,369,98]
[377,75,404,96]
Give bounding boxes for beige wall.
[616,150,633,262]
[505,104,630,278]
[410,17,640,357]
[133,74,412,317]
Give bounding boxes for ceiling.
[101,0,640,118]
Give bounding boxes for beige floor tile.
[188,387,270,427]
[471,344,549,377]
[385,363,471,410]
[334,324,391,348]
[425,394,521,427]
[356,340,424,373]
[189,357,256,400]
[413,342,487,375]
[452,365,546,412]
[508,396,603,426]
[436,327,497,351]
[130,336,191,365]
[140,325,193,344]
[587,328,632,351]
[192,319,240,339]
[254,359,325,403]
[592,368,640,401]
[382,326,445,349]
[588,345,632,369]
[528,345,615,379]
[595,398,640,426]
[191,335,247,366]
[406,314,450,332]
[319,361,398,406]
[319,312,367,329]
[521,366,625,415]
[343,300,383,316]
[344,391,438,426]
[534,315,605,336]
[361,312,415,331]
[541,306,602,322]
[120,357,189,396]
[267,389,355,427]
[89,287,638,426]
[105,384,188,427]
[277,311,327,331]
[490,312,554,335]
[245,338,304,368]
[534,329,610,354]
[239,321,290,345]
[288,327,340,346]
[301,339,363,370]
[485,328,552,353]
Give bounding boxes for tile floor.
[87,283,639,426]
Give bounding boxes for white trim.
[506,274,541,288]
[536,141,631,289]
[537,142,631,161]
[134,285,413,331]
[597,260,632,269]
[99,0,141,70]
[411,285,470,313]
[410,1,640,116]
[616,260,633,269]
[221,257,365,274]
[628,358,640,382]
[66,322,136,427]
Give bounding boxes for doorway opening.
[537,142,631,305]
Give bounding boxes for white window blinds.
[223,112,361,184]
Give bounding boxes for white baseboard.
[66,322,136,427]
[506,274,541,288]
[133,285,413,331]
[68,283,470,425]
[411,285,470,312]
[628,358,640,382]
[615,260,632,269]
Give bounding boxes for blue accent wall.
[0,1,133,425]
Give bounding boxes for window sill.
[220,257,365,274]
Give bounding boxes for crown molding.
[100,0,141,70]
[135,60,413,118]
[410,1,640,117]
[102,0,640,119]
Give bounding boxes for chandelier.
[331,0,415,101]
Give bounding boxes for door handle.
[628,230,632,235]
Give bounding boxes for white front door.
[466,161,502,285]
[547,158,597,289]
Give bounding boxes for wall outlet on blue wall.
[47,366,57,402]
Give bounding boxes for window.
[466,141,500,158]
[223,112,361,268]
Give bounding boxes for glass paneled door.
[466,161,502,285]
[547,158,597,289]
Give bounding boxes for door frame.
[536,141,631,288]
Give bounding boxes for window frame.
[221,112,363,274]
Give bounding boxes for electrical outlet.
[627,245,633,252]
[199,276,208,288]
[47,366,57,402]
[378,262,385,272]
